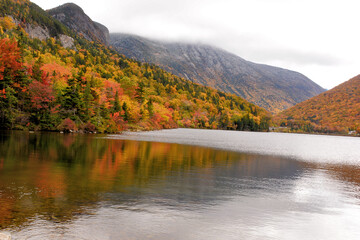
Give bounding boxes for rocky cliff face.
[48,3,110,45]
[110,33,325,113]
[7,11,75,49]
[24,24,50,41]
[24,24,74,49]
[94,21,110,45]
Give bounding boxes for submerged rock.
[0,232,11,240]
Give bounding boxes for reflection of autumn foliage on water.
[0,194,14,228]
[0,132,245,229]
[321,165,360,189]
[88,139,241,189]
[90,140,134,186]
[0,132,317,229]
[61,134,77,148]
[36,165,66,198]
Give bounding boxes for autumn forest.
[0,0,359,135]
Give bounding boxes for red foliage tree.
[0,38,22,82]
[58,118,77,132]
[28,73,55,110]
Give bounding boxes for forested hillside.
[275,75,360,134]
[0,0,270,133]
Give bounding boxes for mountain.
[110,33,325,113]
[0,0,270,133]
[275,75,360,134]
[0,0,72,37]
[48,3,110,45]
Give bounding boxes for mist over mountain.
[12,1,325,114]
[110,33,325,113]
[44,2,325,113]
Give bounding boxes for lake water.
[0,129,360,239]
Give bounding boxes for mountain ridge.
[37,2,325,114]
[47,3,110,45]
[110,33,325,113]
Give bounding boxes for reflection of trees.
[315,164,360,200]
[0,131,304,229]
[329,165,360,186]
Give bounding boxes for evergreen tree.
[112,91,121,113]
[136,81,145,102]
[32,56,43,81]
[62,77,82,120]
[147,98,154,117]
[83,80,93,121]
[122,102,129,121]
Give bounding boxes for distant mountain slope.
[110,33,325,113]
[48,3,109,45]
[275,75,360,134]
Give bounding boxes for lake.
[0,129,360,239]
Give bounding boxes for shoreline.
[0,126,358,138]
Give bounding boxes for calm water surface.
[0,129,360,239]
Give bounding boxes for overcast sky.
[32,0,360,89]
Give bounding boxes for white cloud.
[32,0,360,89]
